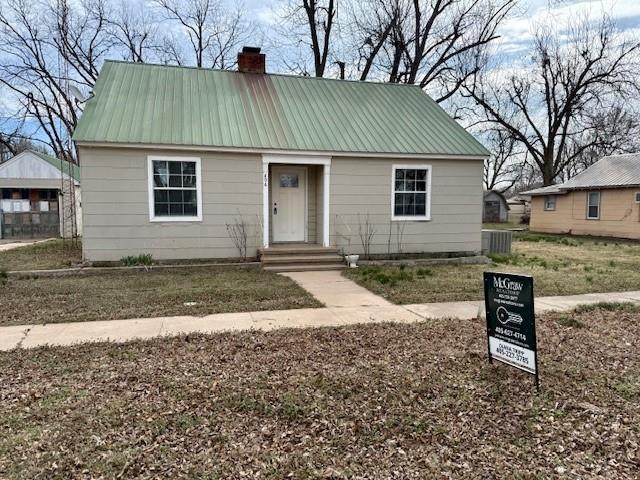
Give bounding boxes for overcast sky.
[250,0,640,61]
[3,0,640,152]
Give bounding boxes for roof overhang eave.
[73,140,490,161]
[562,183,640,191]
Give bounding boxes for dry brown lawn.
[1,305,638,478]
[0,238,81,271]
[0,268,321,326]
[346,233,640,304]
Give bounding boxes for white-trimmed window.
[392,165,431,220]
[544,195,556,211]
[586,191,600,220]
[148,156,202,222]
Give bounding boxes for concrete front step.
[259,244,345,272]
[259,246,340,256]
[264,263,346,272]
[261,254,344,265]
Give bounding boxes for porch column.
[262,159,269,248]
[323,164,331,247]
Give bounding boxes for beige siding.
[316,166,325,243]
[307,165,318,243]
[329,157,483,255]
[530,188,640,239]
[81,147,483,261]
[80,146,263,261]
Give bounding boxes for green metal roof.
[36,152,81,181]
[73,60,489,157]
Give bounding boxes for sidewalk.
[0,238,53,252]
[2,289,639,351]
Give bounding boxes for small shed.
[483,190,509,223]
[0,150,81,239]
[507,194,530,224]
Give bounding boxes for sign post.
[483,272,539,390]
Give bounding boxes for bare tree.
[275,0,336,77]
[462,13,640,185]
[278,0,515,91]
[154,0,252,68]
[107,0,159,62]
[301,0,336,76]
[348,0,517,102]
[561,105,640,180]
[0,0,112,160]
[483,127,524,192]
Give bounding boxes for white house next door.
[271,166,306,242]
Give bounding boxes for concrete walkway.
[2,290,639,351]
[282,270,391,307]
[0,238,53,252]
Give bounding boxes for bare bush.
[358,213,376,260]
[395,221,405,259]
[226,215,249,261]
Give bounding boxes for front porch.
[262,154,331,249]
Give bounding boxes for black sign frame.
[483,272,539,390]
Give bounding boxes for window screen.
[587,191,600,219]
[152,160,198,217]
[393,167,429,218]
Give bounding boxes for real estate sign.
[483,272,538,385]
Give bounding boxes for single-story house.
[72,47,489,267]
[506,194,530,224]
[0,150,82,239]
[482,190,509,223]
[523,153,640,240]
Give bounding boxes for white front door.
[272,166,306,242]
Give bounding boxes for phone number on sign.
[495,326,527,342]
[495,343,530,366]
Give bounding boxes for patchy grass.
[483,222,526,230]
[1,307,638,478]
[0,268,321,326]
[346,235,640,304]
[557,314,586,328]
[0,239,82,271]
[574,302,640,314]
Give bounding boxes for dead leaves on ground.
[0,308,639,478]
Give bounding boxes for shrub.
[120,254,154,266]
[0,268,7,285]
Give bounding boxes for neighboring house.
[482,190,509,223]
[72,47,489,264]
[523,153,640,240]
[0,150,82,239]
[507,194,530,224]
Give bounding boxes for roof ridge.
[602,152,640,159]
[102,59,424,89]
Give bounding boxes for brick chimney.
[238,46,266,74]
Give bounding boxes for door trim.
[270,165,308,243]
[262,154,331,248]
